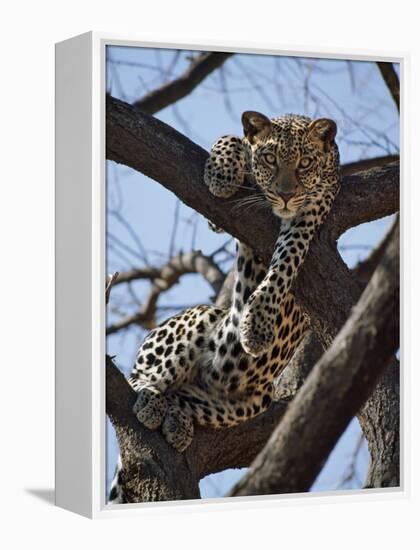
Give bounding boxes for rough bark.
[105,97,400,500]
[229,223,399,496]
[340,154,399,176]
[359,356,400,488]
[107,355,200,501]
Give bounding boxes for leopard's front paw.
[162,404,194,453]
[204,135,245,199]
[133,387,167,430]
[240,326,272,357]
[239,301,274,357]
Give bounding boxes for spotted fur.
[109,111,340,504]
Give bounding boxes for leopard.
[108,110,340,504]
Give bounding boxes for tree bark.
[359,356,400,488]
[107,355,201,501]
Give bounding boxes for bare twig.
[105,272,119,305]
[335,432,365,489]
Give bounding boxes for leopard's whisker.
[233,199,271,214]
[231,198,266,207]
[230,196,268,212]
[231,193,265,202]
[247,202,271,213]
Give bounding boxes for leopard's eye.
[263,153,276,165]
[299,156,313,169]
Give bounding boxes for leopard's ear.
[307,118,337,152]
[242,111,272,144]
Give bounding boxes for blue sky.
[105,46,398,498]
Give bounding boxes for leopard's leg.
[161,401,195,453]
[239,192,337,357]
[161,382,275,452]
[108,456,127,504]
[161,295,310,453]
[129,305,225,430]
[204,135,247,199]
[158,242,267,452]
[204,135,249,233]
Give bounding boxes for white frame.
[55,31,407,519]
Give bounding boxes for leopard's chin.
[272,207,299,220]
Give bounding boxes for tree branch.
[353,214,398,284]
[106,95,399,260]
[132,52,233,114]
[359,356,400,488]
[113,267,161,285]
[229,222,399,496]
[377,62,400,112]
[340,154,398,176]
[106,355,200,501]
[107,250,226,333]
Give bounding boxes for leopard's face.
[242,112,339,219]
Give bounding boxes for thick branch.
[340,154,398,177]
[360,355,400,488]
[132,52,233,114]
[229,223,399,496]
[106,96,399,259]
[106,355,200,501]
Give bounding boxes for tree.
[105,50,400,502]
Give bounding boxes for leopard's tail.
[108,456,126,504]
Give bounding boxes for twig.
[106,272,119,305]
[335,432,365,489]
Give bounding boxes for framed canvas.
[55,32,404,518]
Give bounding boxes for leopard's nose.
[278,192,296,204]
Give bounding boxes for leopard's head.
[242,111,340,219]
